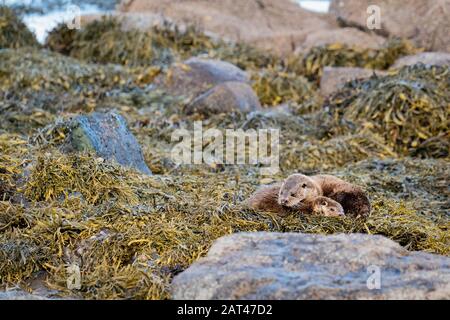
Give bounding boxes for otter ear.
[321,201,327,206]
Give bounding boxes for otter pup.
[246,182,344,217]
[309,196,345,217]
[310,174,371,218]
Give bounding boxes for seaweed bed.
[0,9,449,299]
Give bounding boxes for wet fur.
[278,174,322,207]
[246,183,295,216]
[246,184,342,217]
[310,174,371,218]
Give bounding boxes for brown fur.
[278,174,322,208]
[310,174,371,218]
[246,184,344,217]
[310,196,345,217]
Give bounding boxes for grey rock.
[172,232,450,300]
[320,67,387,97]
[186,81,261,116]
[392,52,450,69]
[117,0,339,56]
[0,290,48,300]
[68,112,151,175]
[295,28,386,54]
[154,58,250,99]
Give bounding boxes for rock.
[172,232,450,300]
[186,82,261,116]
[80,12,181,36]
[329,0,450,52]
[0,289,48,300]
[320,66,388,96]
[391,52,450,69]
[296,28,386,54]
[154,57,250,99]
[68,112,151,175]
[115,0,338,56]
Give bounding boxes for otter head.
[312,197,345,217]
[278,174,321,208]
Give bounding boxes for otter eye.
[290,192,296,197]
[330,208,336,212]
[302,184,307,188]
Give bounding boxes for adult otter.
[277,174,322,208]
[310,174,371,218]
[246,181,344,217]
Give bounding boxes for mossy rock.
[68,112,152,175]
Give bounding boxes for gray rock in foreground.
[68,112,151,175]
[172,232,450,300]
[0,290,48,300]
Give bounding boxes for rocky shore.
[0,0,449,300]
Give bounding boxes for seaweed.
[327,64,450,158]
[251,68,321,110]
[45,17,278,72]
[0,153,447,298]
[0,48,161,134]
[46,17,173,68]
[292,39,418,82]
[0,6,39,49]
[0,9,448,300]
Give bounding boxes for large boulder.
[172,232,450,300]
[0,290,48,300]
[68,112,151,175]
[329,0,450,52]
[153,57,250,99]
[115,0,338,56]
[391,52,450,69]
[186,81,261,116]
[320,66,387,97]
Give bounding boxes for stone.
[186,81,261,116]
[172,232,450,300]
[329,0,450,52]
[0,289,48,300]
[154,58,250,99]
[296,27,386,54]
[320,66,387,97]
[68,112,151,175]
[391,52,450,69]
[115,0,338,56]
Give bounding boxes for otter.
[310,174,371,218]
[277,174,322,208]
[246,183,344,217]
[310,196,345,217]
